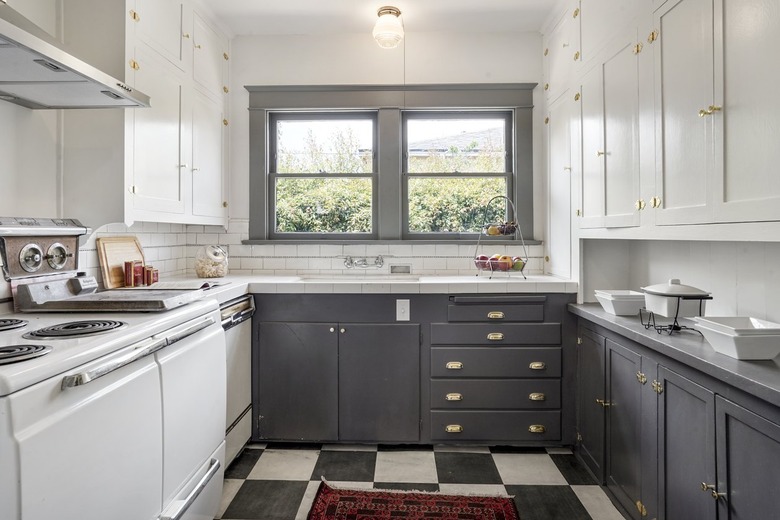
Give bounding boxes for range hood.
[0,2,150,109]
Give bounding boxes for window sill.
[242,238,543,246]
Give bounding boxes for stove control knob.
[20,243,44,272]
[46,242,71,270]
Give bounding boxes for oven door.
[8,348,163,520]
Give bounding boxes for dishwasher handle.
[220,296,254,331]
[159,458,221,520]
[61,316,215,389]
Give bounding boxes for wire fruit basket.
[473,195,529,279]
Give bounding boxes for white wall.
[228,30,545,236]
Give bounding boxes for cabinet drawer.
[431,347,561,378]
[430,379,561,409]
[431,411,561,441]
[447,303,544,323]
[431,323,560,345]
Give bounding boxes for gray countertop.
[569,303,780,408]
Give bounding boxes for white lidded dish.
[641,279,710,318]
[594,290,645,316]
[693,317,780,360]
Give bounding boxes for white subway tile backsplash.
[274,244,297,257]
[196,233,219,245]
[343,244,367,257]
[241,257,264,270]
[297,244,320,256]
[435,244,459,256]
[252,245,275,256]
[286,257,310,270]
[263,258,286,269]
[412,244,436,256]
[319,245,344,257]
[230,245,253,257]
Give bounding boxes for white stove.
[0,218,226,520]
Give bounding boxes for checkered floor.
[216,443,624,520]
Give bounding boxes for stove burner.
[0,319,28,332]
[23,320,126,339]
[0,344,52,365]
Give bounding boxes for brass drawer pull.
[529,392,546,401]
[529,361,546,370]
[487,311,505,319]
[528,425,546,434]
[445,361,463,370]
[596,399,612,407]
[445,424,463,433]
[445,393,463,401]
[487,332,504,341]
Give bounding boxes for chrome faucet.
[344,255,384,269]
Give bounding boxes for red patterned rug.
[307,481,520,520]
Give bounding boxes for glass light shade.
[373,11,404,49]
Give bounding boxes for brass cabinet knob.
[529,393,546,401]
[223,86,229,93]
[574,92,581,101]
[446,361,463,370]
[529,362,546,370]
[129,59,140,71]
[573,51,580,60]
[544,83,550,91]
[573,7,580,18]
[596,399,612,407]
[528,425,546,434]
[129,10,140,22]
[445,425,463,433]
[596,150,606,157]
[636,371,648,384]
[445,393,463,401]
[487,332,504,341]
[487,311,505,319]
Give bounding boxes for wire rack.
[473,195,529,279]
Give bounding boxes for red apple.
[474,255,490,269]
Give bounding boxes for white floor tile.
[492,453,568,485]
[214,478,243,519]
[374,451,439,484]
[571,485,625,520]
[294,481,322,520]
[247,449,319,481]
[437,483,509,496]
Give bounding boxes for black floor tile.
[374,482,440,492]
[505,485,592,520]
[550,454,597,485]
[264,441,322,450]
[225,448,264,480]
[378,444,434,451]
[434,452,503,484]
[310,450,377,482]
[221,480,309,520]
[489,446,548,454]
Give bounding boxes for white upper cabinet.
[133,0,189,71]
[653,0,714,225]
[579,0,641,64]
[547,93,574,278]
[544,4,579,102]
[191,92,225,219]
[712,0,780,223]
[192,12,228,100]
[579,67,605,229]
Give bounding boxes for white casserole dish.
[693,318,780,360]
[692,316,780,336]
[594,290,645,316]
[641,279,710,318]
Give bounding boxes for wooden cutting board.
[97,236,145,289]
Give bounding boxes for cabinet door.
[657,367,716,520]
[602,33,640,228]
[134,0,186,70]
[255,323,338,441]
[547,93,573,278]
[605,339,643,519]
[191,92,225,219]
[578,66,605,228]
[576,327,606,483]
[192,12,227,99]
[715,396,780,519]
[579,0,640,63]
[338,323,420,442]
[712,0,780,222]
[653,0,714,225]
[544,6,576,102]
[130,44,186,216]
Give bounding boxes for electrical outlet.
[396,299,410,321]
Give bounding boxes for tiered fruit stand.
[473,195,529,279]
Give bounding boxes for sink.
[297,275,419,283]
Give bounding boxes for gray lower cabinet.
[255,321,420,443]
[577,317,780,520]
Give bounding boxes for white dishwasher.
[221,295,255,465]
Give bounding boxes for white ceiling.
[207,0,559,37]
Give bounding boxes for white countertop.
[190,274,578,304]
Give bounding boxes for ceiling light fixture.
[373,6,404,49]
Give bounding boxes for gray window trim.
[247,83,536,241]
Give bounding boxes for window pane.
[407,117,507,173]
[275,177,372,233]
[408,177,507,233]
[276,119,374,174]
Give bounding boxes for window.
[403,111,512,235]
[269,112,377,238]
[247,84,535,241]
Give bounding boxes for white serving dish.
[594,290,645,316]
[694,323,780,360]
[693,317,780,336]
[641,279,710,318]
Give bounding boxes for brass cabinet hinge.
[544,47,549,56]
[576,432,583,443]
[129,185,137,194]
[129,9,140,22]
[222,201,228,208]
[573,7,580,18]
[223,52,230,61]
[576,209,582,217]
[544,116,550,124]
[633,43,643,55]
[652,380,664,394]
[648,30,659,44]
[636,371,648,384]
[129,59,140,71]
[636,500,648,517]
[574,92,581,101]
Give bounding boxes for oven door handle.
[61,316,215,389]
[159,458,221,520]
